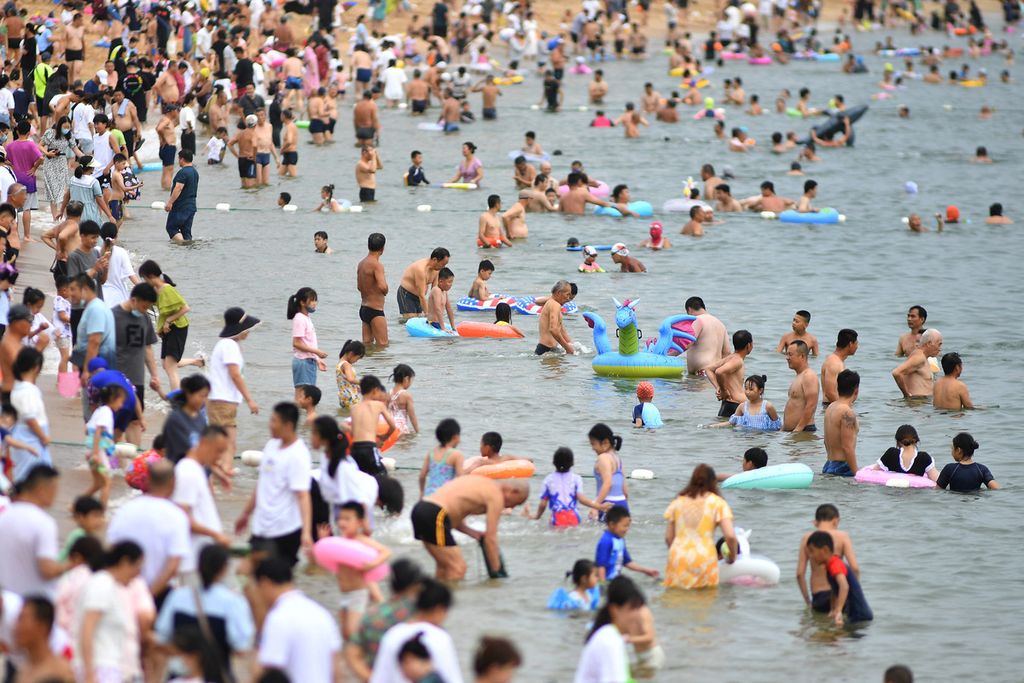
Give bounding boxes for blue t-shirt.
[826,556,873,623]
[171,166,200,210]
[74,298,117,369]
[0,289,10,325]
[595,530,631,580]
[407,165,428,186]
[632,402,663,428]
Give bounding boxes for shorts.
[482,107,496,120]
[250,527,302,567]
[410,500,455,546]
[350,440,384,476]
[356,68,372,83]
[635,645,665,672]
[55,334,71,350]
[718,400,740,418]
[535,343,554,355]
[477,236,502,248]
[586,40,599,50]
[113,406,135,432]
[109,200,122,221]
[359,187,375,203]
[122,130,136,157]
[812,590,831,613]
[165,208,195,240]
[443,122,460,133]
[36,95,51,116]
[615,39,625,53]
[7,38,19,50]
[285,76,302,89]
[327,118,336,134]
[237,157,256,179]
[822,460,854,477]
[207,400,239,428]
[255,152,271,166]
[355,126,376,140]
[292,357,318,386]
[359,305,385,323]
[159,144,177,167]
[553,68,564,81]
[23,193,38,210]
[161,324,188,360]
[802,424,817,433]
[282,151,298,165]
[309,119,326,134]
[67,48,85,61]
[339,589,370,613]
[411,99,427,114]
[396,286,422,315]
[632,46,645,55]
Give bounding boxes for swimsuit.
[718,400,740,418]
[388,388,412,434]
[396,286,422,315]
[410,500,455,546]
[594,454,627,519]
[477,236,503,248]
[482,107,497,120]
[336,360,361,409]
[411,99,427,114]
[159,143,176,167]
[534,343,554,355]
[356,67,372,83]
[359,187,376,202]
[350,440,384,476]
[578,262,605,273]
[359,305,385,323]
[728,400,782,431]
[423,447,457,496]
[355,126,376,140]
[822,460,854,477]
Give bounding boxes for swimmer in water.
[796,180,819,212]
[933,352,973,410]
[823,370,861,476]
[799,142,822,162]
[744,181,795,213]
[714,447,768,480]
[610,244,646,273]
[782,340,819,432]
[313,230,333,254]
[521,130,543,157]
[477,194,512,248]
[614,103,649,138]
[892,328,942,398]
[468,259,494,300]
[895,304,927,357]
[578,246,605,273]
[312,184,345,212]
[906,213,943,233]
[820,328,857,407]
[589,70,609,104]
[681,205,704,236]
[787,162,804,176]
[973,145,992,163]
[512,156,536,190]
[639,222,671,250]
[714,184,743,213]
[705,330,753,418]
[536,280,575,355]
[797,504,860,614]
[503,192,530,239]
[771,132,787,154]
[777,310,819,356]
[747,94,763,116]
[492,303,524,337]
[426,267,456,330]
[985,203,1012,225]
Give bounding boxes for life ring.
[312,537,390,581]
[593,201,653,218]
[815,52,841,62]
[456,295,517,312]
[473,459,536,479]
[441,182,478,190]
[778,208,843,224]
[721,463,813,490]
[454,322,524,339]
[720,51,746,60]
[958,80,984,87]
[854,468,936,488]
[557,181,609,198]
[748,57,772,65]
[493,75,524,85]
[405,318,459,338]
[507,150,550,162]
[377,417,400,452]
[719,555,781,586]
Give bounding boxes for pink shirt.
[6,139,43,192]
[291,312,319,360]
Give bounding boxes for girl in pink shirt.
[286,287,327,401]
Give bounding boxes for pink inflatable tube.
[558,181,610,198]
[854,468,936,489]
[720,51,746,60]
[313,537,391,581]
[748,57,772,65]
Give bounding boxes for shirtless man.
[776,310,819,356]
[512,156,536,190]
[112,91,142,168]
[797,180,819,212]
[503,192,530,239]
[397,248,450,319]
[985,202,1013,225]
[308,88,327,146]
[41,202,83,273]
[820,329,858,407]
[640,83,662,113]
[156,106,178,191]
[282,49,305,110]
[797,505,860,614]
[714,184,743,212]
[252,109,277,186]
[895,305,927,357]
[933,352,973,410]
[726,77,746,105]
[279,110,298,177]
[472,76,501,120]
[610,244,646,273]
[227,115,258,189]
[681,206,704,236]
[355,145,382,203]
[559,172,636,216]
[351,46,375,98]
[65,13,86,83]
[744,181,794,213]
[207,88,230,136]
[537,280,574,355]
[892,328,942,398]
[700,164,722,200]
[614,103,648,138]
[656,101,679,123]
[349,375,396,476]
[357,232,389,346]
[353,91,380,146]
[409,476,528,580]
[154,61,182,106]
[589,70,608,104]
[783,341,819,432]
[705,330,752,418]
[439,90,460,133]
[684,296,729,375]
[823,370,860,476]
[407,70,431,115]
[477,195,511,248]
[525,175,558,212]
[11,595,75,683]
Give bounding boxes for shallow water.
[54,25,1024,682]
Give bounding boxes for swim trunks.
[285,76,302,89]
[359,305,385,323]
[812,590,831,613]
[396,286,422,315]
[356,126,376,141]
[477,236,503,248]
[718,400,740,418]
[482,107,497,120]
[282,151,298,165]
[356,67,372,83]
[443,122,460,133]
[237,158,256,179]
[822,460,854,477]
[411,99,427,114]
[410,500,455,546]
[802,424,817,433]
[350,440,384,476]
[255,152,271,166]
[66,48,84,61]
[309,119,326,134]
[535,343,554,355]
[159,144,177,167]
[553,68,564,81]
[359,187,375,203]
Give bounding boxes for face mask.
[61,127,71,135]
[0,135,7,144]
[306,306,317,314]
[130,309,143,318]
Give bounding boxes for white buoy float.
[578,105,589,112]
[760,211,777,220]
[901,216,910,224]
[530,104,540,110]
[114,443,138,460]
[283,204,298,212]
[150,201,166,210]
[381,457,397,473]
[349,205,364,213]
[629,469,655,480]
[215,203,231,211]
[838,214,847,223]
[240,450,263,467]
[417,204,432,212]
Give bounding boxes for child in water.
[388,364,419,434]
[777,310,819,355]
[632,382,663,428]
[426,268,456,330]
[331,502,391,638]
[578,246,605,272]
[936,432,999,492]
[933,352,973,410]
[419,418,464,496]
[547,558,601,610]
[590,423,628,518]
[716,447,768,481]
[534,447,608,526]
[713,374,782,431]
[805,530,873,626]
[313,184,346,212]
[594,505,661,582]
[469,259,494,300]
[797,504,860,615]
[336,340,365,410]
[493,302,524,336]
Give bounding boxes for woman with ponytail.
[588,423,627,520]
[663,463,738,589]
[287,286,327,400]
[77,541,145,683]
[574,575,645,682]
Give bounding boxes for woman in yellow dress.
[663,464,739,589]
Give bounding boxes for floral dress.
[663,493,733,589]
[335,360,361,409]
[40,128,74,204]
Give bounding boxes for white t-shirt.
[85,404,114,436]
[208,338,244,403]
[0,501,59,597]
[0,590,72,667]
[72,102,95,139]
[72,571,134,673]
[369,621,463,683]
[206,137,226,162]
[0,88,14,115]
[313,460,379,529]
[574,624,630,683]
[53,295,72,338]
[107,495,193,581]
[98,245,134,306]
[0,165,17,202]
[172,457,222,558]
[11,380,48,429]
[258,590,341,683]
[253,438,311,537]
[179,106,197,133]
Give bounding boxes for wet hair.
[481,431,502,452]
[760,180,774,192]
[494,302,512,324]
[604,504,630,526]
[989,202,1003,217]
[685,296,706,311]
[105,540,143,568]
[717,184,730,195]
[837,328,858,348]
[815,503,840,522]
[744,374,767,392]
[679,463,719,498]
[743,448,768,469]
[836,369,860,397]
[435,418,460,445]
[339,339,366,359]
[313,417,349,478]
[587,576,645,642]
[73,495,103,516]
[286,287,317,319]
[138,260,175,286]
[377,475,404,515]
[884,665,914,683]
[940,352,962,375]
[804,179,818,193]
[806,530,834,551]
[438,267,454,281]
[478,259,494,273]
[415,578,453,612]
[390,364,415,383]
[909,305,927,321]
[272,402,299,429]
[588,423,622,451]
[732,329,753,350]
[296,384,321,406]
[795,309,811,322]
[611,184,628,202]
[772,131,782,143]
[975,145,988,157]
[313,230,327,241]
[473,636,522,676]
[895,424,920,445]
[13,347,43,380]
[689,205,702,219]
[340,501,366,520]
[514,154,526,164]
[553,447,574,473]
[198,543,229,589]
[952,432,978,458]
[360,374,385,395]
[430,247,450,261]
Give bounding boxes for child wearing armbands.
[547,559,600,610]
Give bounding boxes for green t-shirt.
[33,63,54,98]
[58,527,87,563]
[157,284,190,329]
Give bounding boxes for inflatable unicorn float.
[582,298,697,378]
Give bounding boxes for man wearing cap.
[610,244,646,273]
[164,151,199,242]
[208,308,261,471]
[0,304,34,402]
[640,222,671,250]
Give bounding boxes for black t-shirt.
[211,40,230,77]
[238,94,265,117]
[12,88,30,118]
[936,461,994,492]
[878,447,934,476]
[432,2,448,28]
[234,58,254,88]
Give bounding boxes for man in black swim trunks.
[357,232,389,346]
[397,247,450,319]
[410,476,528,580]
[355,144,381,204]
[536,280,575,355]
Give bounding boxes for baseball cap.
[611,243,629,256]
[583,245,598,256]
